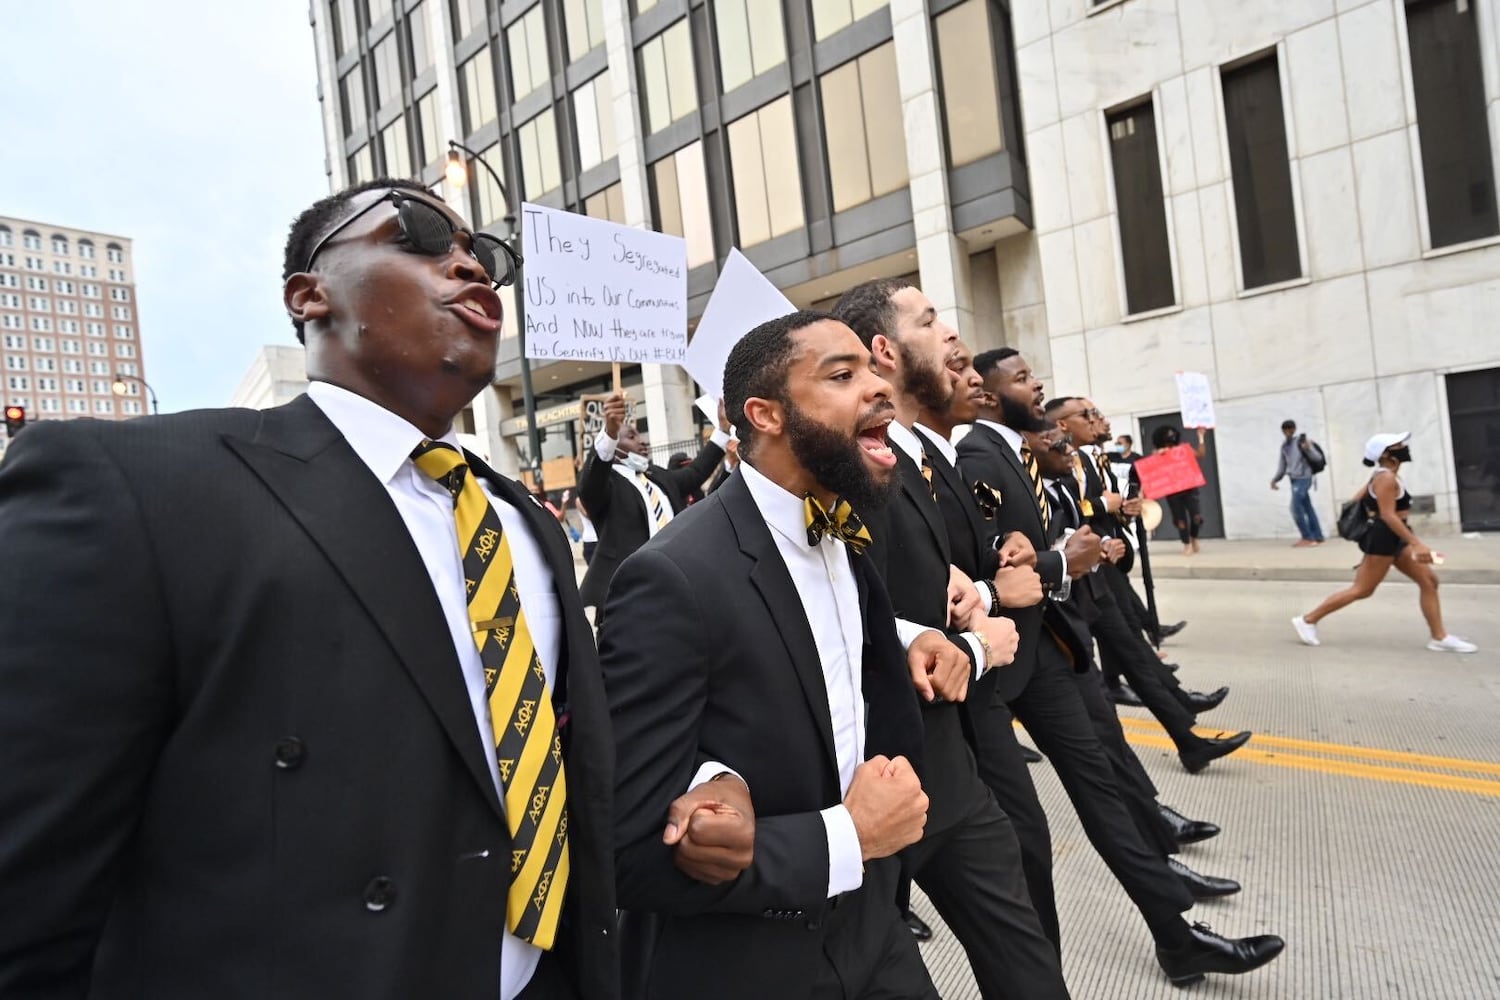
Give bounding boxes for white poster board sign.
[519,203,688,364]
[682,248,795,400]
[1174,371,1217,428]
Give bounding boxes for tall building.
[308,0,1500,535]
[306,0,1028,492]
[0,217,148,457]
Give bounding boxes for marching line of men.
[0,180,1282,1000]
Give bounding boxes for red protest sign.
[1134,445,1206,499]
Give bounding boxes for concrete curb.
[1149,565,1500,585]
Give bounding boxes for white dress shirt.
[915,421,996,618]
[594,427,732,537]
[308,381,556,1000]
[886,420,987,675]
[734,461,867,898]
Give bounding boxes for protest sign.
[1134,444,1207,499]
[520,204,688,371]
[1174,371,1216,428]
[682,248,794,400]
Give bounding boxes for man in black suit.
[958,348,1284,987]
[0,179,619,999]
[832,281,1069,1000]
[577,392,727,619]
[600,312,938,1000]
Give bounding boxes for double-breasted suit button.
[273,737,305,770]
[363,876,396,912]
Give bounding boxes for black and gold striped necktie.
[410,440,569,950]
[1019,444,1051,532]
[920,451,937,500]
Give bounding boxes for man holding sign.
[578,393,730,622]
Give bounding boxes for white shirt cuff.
[820,804,864,897]
[594,431,618,462]
[960,633,986,678]
[973,580,993,614]
[708,427,731,449]
[893,618,936,652]
[687,761,743,794]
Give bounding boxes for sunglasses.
[303,189,521,289]
[1058,407,1102,422]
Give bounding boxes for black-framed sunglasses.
[303,189,521,288]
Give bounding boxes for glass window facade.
[372,32,402,107]
[935,0,1003,167]
[459,47,498,134]
[381,115,413,179]
[348,144,374,184]
[573,72,618,172]
[416,88,442,166]
[475,142,511,225]
[407,2,433,76]
[640,20,698,134]
[519,109,563,199]
[509,6,552,103]
[820,42,907,212]
[340,67,367,136]
[811,0,885,41]
[714,0,787,93]
[652,141,715,267]
[452,0,487,41]
[332,0,359,56]
[727,96,804,246]
[585,182,628,224]
[1107,99,1175,314]
[564,0,606,62]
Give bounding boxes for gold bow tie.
[804,494,872,554]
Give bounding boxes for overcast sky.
[2,2,328,412]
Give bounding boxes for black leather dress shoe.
[1108,682,1144,707]
[1180,731,1252,773]
[1155,922,1285,987]
[1160,803,1220,846]
[1183,686,1229,713]
[1159,620,1188,639]
[1162,661,1180,673]
[1020,745,1043,764]
[1167,857,1241,899]
[903,910,934,942]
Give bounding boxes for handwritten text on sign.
[520,203,688,364]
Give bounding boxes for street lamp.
[111,372,159,415]
[445,140,542,479]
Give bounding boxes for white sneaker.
[1427,635,1478,654]
[1292,616,1320,647]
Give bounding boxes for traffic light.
[4,405,25,438]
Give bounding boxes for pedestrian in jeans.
[1271,420,1324,546]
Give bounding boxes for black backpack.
[1299,435,1327,474]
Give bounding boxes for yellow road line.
[1114,716,1500,777]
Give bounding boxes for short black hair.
[831,277,917,349]
[974,347,1019,378]
[1151,425,1181,449]
[723,310,836,457]
[1043,396,1076,416]
[1281,419,1297,431]
[1118,433,1133,446]
[668,452,690,468]
[282,177,432,343]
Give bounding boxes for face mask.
[1388,446,1412,464]
[623,451,651,473]
[1106,442,1124,455]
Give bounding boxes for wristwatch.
[972,627,993,673]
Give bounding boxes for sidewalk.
[1141,534,1500,585]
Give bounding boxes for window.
[32,336,54,351]
[714,0,786,92]
[415,89,442,166]
[118,362,139,377]
[6,376,28,390]
[332,0,359,55]
[340,68,367,136]
[639,21,698,134]
[451,0,487,40]
[124,400,143,415]
[585,182,627,224]
[81,264,97,277]
[348,144,374,184]
[0,227,10,248]
[0,275,15,288]
[636,0,658,14]
[406,3,433,76]
[564,0,605,61]
[92,379,108,393]
[0,315,20,329]
[372,32,402,107]
[23,231,41,251]
[651,141,715,268]
[935,0,1004,167]
[106,245,124,263]
[29,297,51,311]
[381,115,413,178]
[1222,53,1301,288]
[109,287,130,301]
[78,240,94,259]
[508,7,551,103]
[112,306,133,320]
[1406,0,1500,248]
[116,344,136,358]
[108,268,126,282]
[1107,99,1175,313]
[57,280,75,294]
[728,96,804,246]
[52,260,72,275]
[90,360,109,374]
[573,73,618,171]
[66,379,86,394]
[474,142,511,226]
[4,357,26,370]
[820,42,908,212]
[3,334,23,348]
[65,358,84,372]
[40,398,60,414]
[114,326,134,339]
[87,322,104,336]
[811,0,885,41]
[85,303,103,317]
[36,357,57,372]
[518,109,563,199]
[24,257,43,271]
[25,276,47,291]
[459,47,498,134]
[0,293,19,308]
[37,377,59,392]
[95,399,114,414]
[51,236,69,255]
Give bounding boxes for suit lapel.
[977,424,1047,537]
[223,397,505,821]
[895,449,951,565]
[720,475,840,778]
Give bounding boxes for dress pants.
[1092,569,1200,746]
[810,860,942,1000]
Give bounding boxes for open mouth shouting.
[446,284,503,334]
[857,413,898,469]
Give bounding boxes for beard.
[896,339,952,414]
[998,391,1050,432]
[784,400,899,513]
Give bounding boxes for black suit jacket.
[954,423,1076,701]
[598,471,922,1000]
[577,438,724,607]
[0,396,618,1000]
[914,426,1000,585]
[1075,448,1136,576]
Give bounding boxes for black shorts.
[1360,519,1408,557]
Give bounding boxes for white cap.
[1363,431,1410,463]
